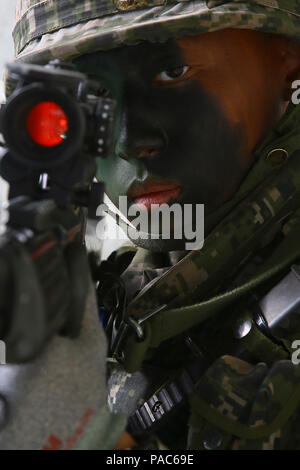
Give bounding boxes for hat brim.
[15,1,300,63]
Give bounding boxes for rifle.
[0,61,125,449]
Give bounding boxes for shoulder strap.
[122,219,300,371]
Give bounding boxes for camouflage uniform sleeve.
[188,356,300,450]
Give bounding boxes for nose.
[115,101,167,162]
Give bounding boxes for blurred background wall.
[0,0,16,227]
[0,0,17,100]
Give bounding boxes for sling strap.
[107,103,300,372]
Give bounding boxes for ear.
[283,39,300,100]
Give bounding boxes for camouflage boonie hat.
[13,0,300,64]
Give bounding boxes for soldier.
[10,0,300,450]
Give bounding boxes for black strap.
[128,357,206,435]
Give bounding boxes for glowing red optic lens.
[26,101,69,147]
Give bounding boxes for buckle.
[109,304,167,362]
[99,270,167,362]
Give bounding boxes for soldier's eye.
[157,66,190,82]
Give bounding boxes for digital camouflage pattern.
[188,357,300,450]
[108,208,300,449]
[12,0,300,64]
[13,0,300,451]
[106,102,300,448]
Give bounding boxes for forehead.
[73,39,184,75]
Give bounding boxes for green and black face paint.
[74,30,287,249]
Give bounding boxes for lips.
[128,179,183,209]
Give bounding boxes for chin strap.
[109,102,300,372]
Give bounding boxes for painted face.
[73,29,289,242]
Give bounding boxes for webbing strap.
[124,219,300,372]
